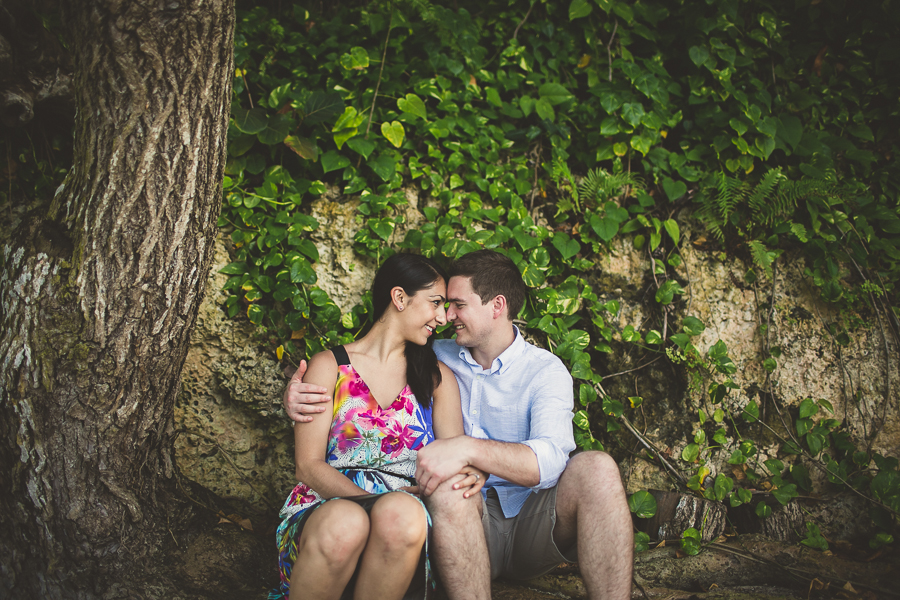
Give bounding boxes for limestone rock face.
[176,201,898,543]
[176,235,295,513]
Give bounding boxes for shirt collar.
[458,325,526,375]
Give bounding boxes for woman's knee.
[303,500,370,564]
[369,492,428,550]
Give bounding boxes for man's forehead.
[447,276,474,298]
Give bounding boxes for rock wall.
[176,195,899,536]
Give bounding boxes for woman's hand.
[452,465,487,499]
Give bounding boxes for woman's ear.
[390,286,407,312]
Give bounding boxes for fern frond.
[748,239,774,278]
[748,168,786,223]
[552,157,579,211]
[775,178,838,211]
[578,168,644,205]
[790,222,809,243]
[691,189,724,242]
[716,172,749,222]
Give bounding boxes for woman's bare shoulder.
[304,349,340,387]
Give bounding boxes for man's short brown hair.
[450,249,526,320]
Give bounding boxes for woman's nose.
[435,304,447,325]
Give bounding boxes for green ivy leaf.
[340,46,370,70]
[580,384,598,405]
[662,178,687,201]
[232,106,267,135]
[520,263,546,287]
[347,137,376,160]
[628,490,658,519]
[713,474,734,501]
[219,261,247,275]
[257,114,292,145]
[284,136,319,161]
[513,227,540,250]
[573,409,591,430]
[535,97,555,121]
[682,316,705,336]
[630,134,652,156]
[303,92,344,125]
[333,127,358,150]
[320,150,350,174]
[682,443,700,462]
[742,401,760,423]
[368,154,396,182]
[689,46,710,67]
[569,0,593,20]
[621,103,645,127]
[799,398,818,419]
[646,330,662,344]
[602,396,624,418]
[539,83,573,106]
[290,258,317,285]
[398,93,428,120]
[381,121,405,148]
[590,214,619,242]
[333,106,365,132]
[663,219,680,245]
[552,232,581,259]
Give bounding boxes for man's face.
[446,276,496,350]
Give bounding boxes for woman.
[271,253,482,600]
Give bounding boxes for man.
[284,250,633,599]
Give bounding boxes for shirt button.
[472,410,478,414]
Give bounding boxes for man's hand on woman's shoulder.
[283,359,331,422]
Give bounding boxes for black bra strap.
[332,345,351,366]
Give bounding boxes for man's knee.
[424,478,482,520]
[561,451,624,494]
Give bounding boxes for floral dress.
[271,346,436,600]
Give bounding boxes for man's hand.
[283,360,331,422]
[416,436,475,497]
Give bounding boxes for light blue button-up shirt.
[434,329,576,517]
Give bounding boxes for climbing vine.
[4,0,898,555]
[216,0,899,551]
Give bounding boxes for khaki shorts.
[481,486,577,581]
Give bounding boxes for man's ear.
[490,294,508,320]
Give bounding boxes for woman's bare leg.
[289,499,370,600]
[354,492,428,600]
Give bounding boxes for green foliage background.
[5,0,898,550]
[217,0,899,545]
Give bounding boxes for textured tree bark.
[633,490,728,542]
[0,0,234,597]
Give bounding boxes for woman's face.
[400,278,447,345]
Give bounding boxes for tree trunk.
[0,0,234,596]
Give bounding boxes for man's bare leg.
[424,478,491,600]
[553,452,633,600]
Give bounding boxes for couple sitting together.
[271,249,632,600]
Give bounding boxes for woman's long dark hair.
[370,253,447,408]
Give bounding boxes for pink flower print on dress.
[357,407,390,430]
[347,375,370,398]
[333,421,363,452]
[380,422,418,458]
[290,483,317,505]
[390,391,414,414]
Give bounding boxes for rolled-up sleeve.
[522,361,576,490]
